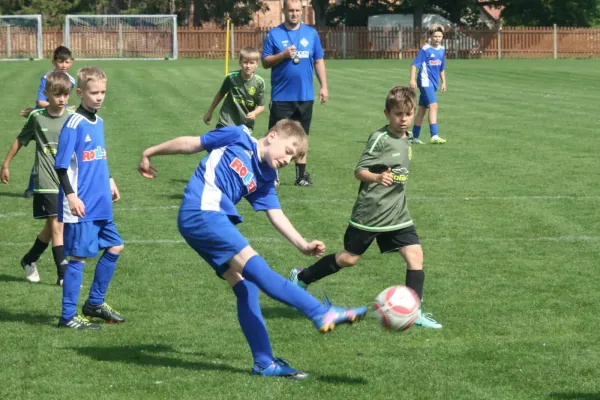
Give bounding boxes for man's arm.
[1,139,24,184]
[265,208,325,257]
[314,58,329,103]
[138,136,204,179]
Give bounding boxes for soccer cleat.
[430,135,447,144]
[414,310,442,329]
[20,258,40,283]
[412,138,425,145]
[289,268,308,290]
[82,301,125,324]
[58,315,101,330]
[313,298,368,333]
[251,358,309,379]
[294,172,313,187]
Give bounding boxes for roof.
[478,0,502,21]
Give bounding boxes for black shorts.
[343,224,420,255]
[33,193,58,219]
[268,101,314,134]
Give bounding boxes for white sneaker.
[21,259,40,283]
[412,138,425,144]
[430,135,447,144]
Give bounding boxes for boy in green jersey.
[2,72,74,285]
[289,86,442,329]
[203,46,265,132]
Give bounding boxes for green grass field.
[1,58,599,400]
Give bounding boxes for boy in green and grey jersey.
[203,46,265,131]
[289,86,442,329]
[1,72,74,285]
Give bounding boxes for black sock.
[296,163,306,180]
[297,254,340,285]
[52,246,67,278]
[405,269,425,301]
[23,237,49,265]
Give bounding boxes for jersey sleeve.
[257,80,265,106]
[245,183,281,211]
[36,75,48,103]
[219,76,231,96]
[55,121,78,169]
[412,49,426,67]
[16,114,37,146]
[313,29,324,60]
[355,134,385,173]
[262,31,276,58]
[200,126,241,152]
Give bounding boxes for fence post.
[37,15,42,59]
[118,22,123,58]
[342,24,346,59]
[398,28,402,59]
[553,23,557,59]
[497,25,502,59]
[64,17,70,49]
[6,25,10,58]
[231,23,235,60]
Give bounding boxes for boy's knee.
[108,244,124,254]
[401,245,423,270]
[429,103,438,111]
[336,252,360,268]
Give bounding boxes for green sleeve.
[219,76,230,96]
[354,134,383,173]
[16,114,36,146]
[257,81,265,106]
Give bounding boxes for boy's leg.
[84,221,125,323]
[21,202,53,282]
[46,194,68,285]
[412,90,428,144]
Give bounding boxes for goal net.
[65,15,178,60]
[0,15,43,60]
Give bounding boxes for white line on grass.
[1,195,598,220]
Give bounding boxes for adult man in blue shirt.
[262,0,329,187]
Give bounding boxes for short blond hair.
[239,46,260,63]
[428,24,444,36]
[283,0,302,10]
[385,86,417,113]
[45,71,71,96]
[77,66,107,89]
[266,119,308,160]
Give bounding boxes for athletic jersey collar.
[76,105,97,122]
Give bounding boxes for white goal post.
[64,15,178,60]
[0,15,43,61]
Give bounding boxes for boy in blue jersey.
[262,0,328,187]
[55,66,125,330]
[409,25,447,145]
[138,119,367,379]
[21,46,76,198]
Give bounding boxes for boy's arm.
[246,105,264,120]
[1,139,24,184]
[409,65,418,89]
[138,136,204,179]
[265,208,326,257]
[440,70,447,92]
[355,168,393,186]
[36,75,48,108]
[203,91,225,125]
[55,124,86,217]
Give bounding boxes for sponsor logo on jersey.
[82,146,107,162]
[248,86,256,95]
[296,50,310,59]
[85,134,92,142]
[300,38,309,48]
[428,59,443,66]
[230,157,257,193]
[391,166,409,184]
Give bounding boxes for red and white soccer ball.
[373,285,421,331]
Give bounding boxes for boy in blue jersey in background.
[138,119,367,379]
[55,66,125,330]
[409,25,447,145]
[21,46,76,198]
[262,0,328,187]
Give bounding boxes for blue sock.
[241,255,327,320]
[233,280,273,368]
[430,123,439,136]
[61,260,85,321]
[88,251,119,306]
[413,125,422,138]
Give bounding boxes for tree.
[311,0,329,27]
[480,0,600,26]
[191,0,268,27]
[326,0,411,27]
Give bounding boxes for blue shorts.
[418,86,437,108]
[64,220,124,258]
[178,210,249,276]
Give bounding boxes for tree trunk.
[168,0,175,15]
[312,0,328,27]
[189,0,195,27]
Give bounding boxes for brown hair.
[265,119,308,160]
[77,66,107,90]
[385,86,417,113]
[45,71,71,96]
[53,46,73,62]
[428,24,444,37]
[239,46,260,63]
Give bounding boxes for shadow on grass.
[0,191,27,198]
[163,194,183,200]
[314,374,368,385]
[0,309,55,325]
[0,273,24,283]
[170,178,189,185]
[547,394,600,400]
[69,344,248,375]
[260,306,304,320]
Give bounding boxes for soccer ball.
[373,285,421,331]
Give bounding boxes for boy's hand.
[138,154,158,179]
[319,87,328,104]
[67,194,85,217]
[246,111,256,120]
[409,79,417,89]
[376,168,394,186]
[110,177,121,202]
[441,82,447,92]
[1,165,9,184]
[302,240,326,257]
[20,107,34,118]
[203,112,212,125]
